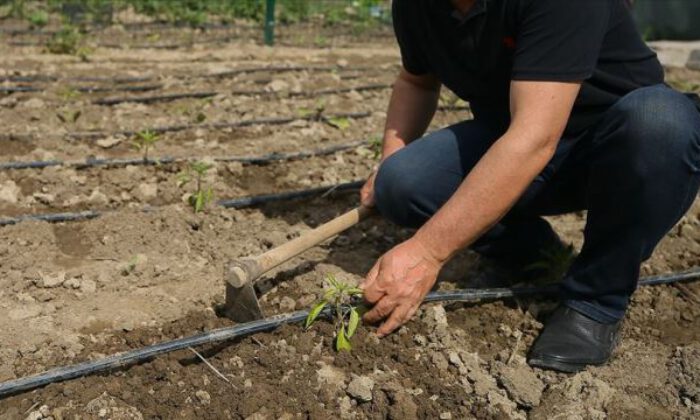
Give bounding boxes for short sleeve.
[392,0,430,75]
[511,0,612,81]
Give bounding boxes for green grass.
[1,1,389,28]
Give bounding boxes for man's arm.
[360,69,441,207]
[362,80,581,336]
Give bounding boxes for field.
[1,8,700,420]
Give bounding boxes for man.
[360,0,700,373]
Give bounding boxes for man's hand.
[360,170,377,207]
[361,237,444,336]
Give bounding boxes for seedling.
[132,129,160,162]
[298,100,325,121]
[305,274,364,352]
[326,116,350,131]
[56,109,81,124]
[178,161,214,213]
[46,25,92,61]
[368,135,382,160]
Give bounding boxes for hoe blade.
[223,282,264,322]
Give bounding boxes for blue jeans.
[374,85,700,323]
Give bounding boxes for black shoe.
[527,306,621,373]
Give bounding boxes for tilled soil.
[1,20,700,420]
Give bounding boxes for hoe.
[223,206,372,322]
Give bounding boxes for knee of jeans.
[374,153,425,227]
[612,86,700,174]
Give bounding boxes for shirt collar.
[446,0,488,24]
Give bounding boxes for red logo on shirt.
[503,36,516,49]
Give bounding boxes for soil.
[1,17,700,420]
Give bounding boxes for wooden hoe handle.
[226,206,372,288]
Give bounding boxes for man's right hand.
[360,170,377,207]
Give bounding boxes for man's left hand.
[361,237,444,337]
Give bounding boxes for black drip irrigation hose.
[93,91,218,106]
[0,140,366,171]
[0,86,42,94]
[74,84,163,93]
[0,65,382,87]
[0,268,698,399]
[95,83,392,106]
[66,111,372,140]
[0,180,363,227]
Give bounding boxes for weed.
[178,161,214,213]
[132,129,160,162]
[305,274,364,352]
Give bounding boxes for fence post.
[264,0,276,46]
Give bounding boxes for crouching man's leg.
[374,120,565,271]
[529,85,700,372]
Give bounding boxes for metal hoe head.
[223,259,265,322]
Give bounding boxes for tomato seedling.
[305,274,364,352]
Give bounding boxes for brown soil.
[1,20,700,420]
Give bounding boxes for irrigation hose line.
[67,111,371,140]
[0,268,698,399]
[0,140,367,171]
[0,65,385,85]
[0,180,364,227]
[93,83,392,106]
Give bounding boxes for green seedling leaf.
[336,324,352,352]
[305,301,327,329]
[347,307,360,338]
[327,116,350,130]
[176,172,191,187]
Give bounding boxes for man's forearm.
[382,71,441,161]
[413,129,558,262]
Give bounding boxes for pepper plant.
[305,274,363,351]
[177,161,214,213]
[132,129,160,162]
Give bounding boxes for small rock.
[136,183,158,201]
[431,352,449,371]
[25,410,43,420]
[347,375,374,403]
[266,79,290,92]
[81,279,97,293]
[64,278,81,289]
[88,189,109,205]
[316,362,346,390]
[22,98,45,109]
[244,379,253,388]
[279,296,296,312]
[33,192,55,205]
[35,272,65,288]
[0,180,21,204]
[195,390,211,405]
[96,137,121,149]
[439,412,452,420]
[493,361,544,408]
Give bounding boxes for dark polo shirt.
[393,0,665,135]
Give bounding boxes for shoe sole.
[527,356,605,373]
